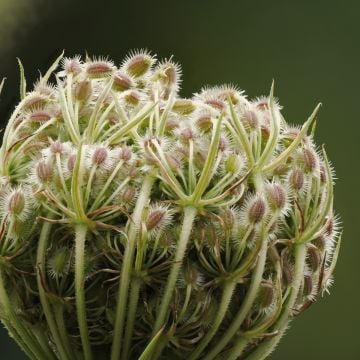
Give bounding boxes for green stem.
[111,175,155,360]
[0,267,50,360]
[121,278,141,359]
[204,230,268,360]
[227,336,249,360]
[54,305,74,359]
[188,281,236,360]
[74,224,92,360]
[153,206,197,334]
[36,220,71,360]
[245,244,306,360]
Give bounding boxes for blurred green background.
[0,0,357,358]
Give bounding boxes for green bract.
[0,51,341,360]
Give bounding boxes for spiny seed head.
[0,51,340,359]
[123,50,155,78]
[266,183,287,210]
[289,168,304,190]
[7,190,25,215]
[36,159,53,183]
[247,197,266,224]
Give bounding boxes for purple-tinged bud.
[219,136,227,152]
[180,128,195,141]
[86,59,115,78]
[8,191,25,215]
[119,146,132,162]
[320,163,327,183]
[124,52,155,78]
[36,160,53,183]
[166,153,182,170]
[75,80,92,102]
[248,197,266,224]
[307,246,322,272]
[243,110,259,130]
[62,57,82,76]
[172,99,196,115]
[29,110,51,122]
[67,154,76,172]
[113,71,133,92]
[121,186,136,204]
[302,148,318,172]
[22,94,48,111]
[146,209,166,231]
[50,140,64,154]
[290,169,304,191]
[205,98,225,111]
[266,183,287,210]
[92,147,108,166]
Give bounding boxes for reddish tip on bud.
[289,169,304,191]
[248,197,266,224]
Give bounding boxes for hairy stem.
[188,281,236,360]
[74,224,92,360]
[245,244,306,360]
[111,175,155,360]
[204,230,268,360]
[153,205,197,334]
[36,220,71,360]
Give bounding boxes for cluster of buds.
[0,51,341,360]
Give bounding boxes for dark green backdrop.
[0,0,357,359]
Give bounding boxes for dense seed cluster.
[0,51,340,360]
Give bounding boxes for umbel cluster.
[0,51,340,360]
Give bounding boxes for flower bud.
[307,246,322,273]
[61,57,82,76]
[123,51,155,78]
[124,90,141,106]
[289,168,304,191]
[48,247,70,279]
[248,197,266,224]
[266,183,287,210]
[92,147,108,166]
[7,190,26,216]
[172,99,196,114]
[50,140,64,154]
[302,147,318,173]
[86,59,115,78]
[29,110,52,122]
[75,80,92,102]
[113,71,133,92]
[257,282,275,309]
[243,110,259,130]
[36,159,53,183]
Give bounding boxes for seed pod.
[243,110,259,130]
[302,147,318,172]
[303,274,313,297]
[123,51,155,78]
[172,99,196,114]
[307,245,322,272]
[36,159,53,183]
[257,282,275,309]
[113,71,133,92]
[266,183,287,210]
[248,197,266,224]
[7,190,26,216]
[290,168,304,191]
[86,59,114,78]
[75,80,92,102]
